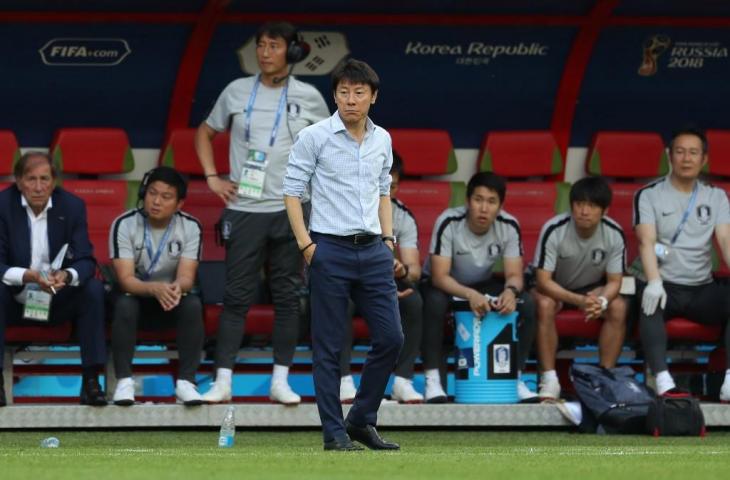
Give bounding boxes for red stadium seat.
[0,129,20,176]
[478,130,563,179]
[666,318,723,343]
[586,131,668,178]
[160,128,230,175]
[397,180,465,263]
[390,129,457,176]
[502,182,570,262]
[707,129,730,177]
[60,180,133,263]
[182,180,226,261]
[5,322,73,343]
[50,128,134,174]
[554,309,603,339]
[477,130,569,261]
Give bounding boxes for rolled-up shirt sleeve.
[284,129,318,198]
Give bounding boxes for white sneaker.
[175,379,203,406]
[720,380,730,402]
[340,375,357,404]
[538,375,561,400]
[269,382,301,405]
[517,380,538,401]
[391,377,424,404]
[112,377,135,406]
[201,379,232,403]
[425,378,448,403]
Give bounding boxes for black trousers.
[0,279,106,368]
[638,280,730,373]
[214,208,303,370]
[112,294,204,382]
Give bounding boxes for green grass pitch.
[1,430,728,480]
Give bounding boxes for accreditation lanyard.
[670,182,698,245]
[143,218,174,280]
[244,75,289,148]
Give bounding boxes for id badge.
[237,166,266,199]
[24,285,51,322]
[246,148,267,166]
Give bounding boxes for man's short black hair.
[466,172,506,205]
[669,125,708,154]
[255,21,297,46]
[331,58,380,93]
[570,176,612,210]
[390,151,403,177]
[14,151,56,179]
[147,166,188,200]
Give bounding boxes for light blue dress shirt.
[284,111,393,236]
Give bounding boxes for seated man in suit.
[420,172,537,402]
[0,151,107,407]
[109,166,204,406]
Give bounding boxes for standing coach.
[283,59,403,451]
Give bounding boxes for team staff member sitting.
[421,172,537,403]
[196,21,329,405]
[634,127,730,399]
[109,167,204,406]
[0,152,107,407]
[530,176,627,400]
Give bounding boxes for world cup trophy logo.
[638,35,671,76]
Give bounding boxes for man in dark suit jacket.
[0,151,107,406]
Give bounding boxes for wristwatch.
[505,285,520,297]
[382,235,397,245]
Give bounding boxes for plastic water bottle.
[218,406,236,448]
[40,437,60,448]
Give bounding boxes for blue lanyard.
[244,75,289,148]
[143,217,174,280]
[670,182,699,245]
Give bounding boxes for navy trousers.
[0,279,107,368]
[309,233,404,442]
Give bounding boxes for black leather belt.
[315,232,379,245]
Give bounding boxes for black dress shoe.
[323,435,364,451]
[80,376,107,406]
[345,421,400,450]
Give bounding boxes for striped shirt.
[283,112,393,236]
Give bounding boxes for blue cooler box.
[453,302,518,404]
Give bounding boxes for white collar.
[21,194,53,219]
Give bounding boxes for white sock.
[725,369,730,382]
[272,364,289,385]
[542,370,558,382]
[655,370,676,395]
[215,368,232,384]
[425,368,441,384]
[341,375,354,385]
